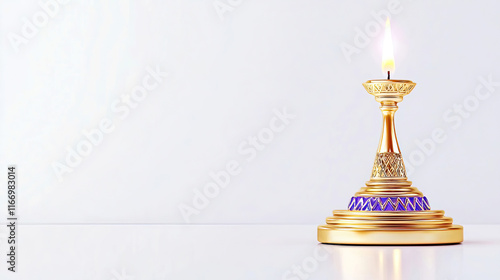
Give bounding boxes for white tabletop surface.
[0,224,498,279]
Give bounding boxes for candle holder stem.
[378,101,400,154]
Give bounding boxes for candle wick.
[387,71,390,80]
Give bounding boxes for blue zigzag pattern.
[347,196,430,211]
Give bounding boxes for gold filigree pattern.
[371,152,406,178]
[363,81,415,95]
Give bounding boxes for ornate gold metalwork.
[317,79,463,245]
[358,80,419,197]
[371,152,406,178]
[362,79,416,97]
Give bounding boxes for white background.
[0,0,499,226]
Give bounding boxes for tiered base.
[318,210,463,245]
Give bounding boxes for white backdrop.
[0,0,499,225]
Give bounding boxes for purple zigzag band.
[347,196,431,211]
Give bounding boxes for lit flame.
[382,17,395,77]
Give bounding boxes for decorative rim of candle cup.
[364,79,415,83]
[363,79,416,100]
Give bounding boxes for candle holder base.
[318,210,463,245]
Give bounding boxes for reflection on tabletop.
[321,243,462,280]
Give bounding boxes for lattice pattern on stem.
[371,152,406,178]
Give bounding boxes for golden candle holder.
[317,79,463,245]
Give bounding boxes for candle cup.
[317,80,463,245]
